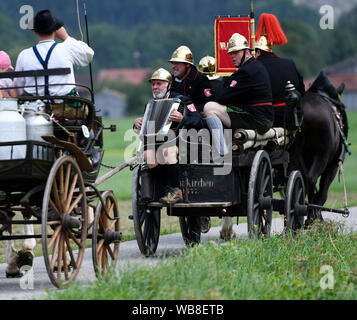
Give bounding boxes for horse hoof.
[16,250,34,268]
[6,271,23,278]
[219,231,236,241]
[200,216,211,234]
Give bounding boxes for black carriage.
[130,97,326,255]
[0,68,120,288]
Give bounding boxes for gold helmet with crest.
[169,45,194,65]
[227,33,252,54]
[198,56,220,80]
[149,68,172,84]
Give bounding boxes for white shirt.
[14,37,94,96]
[0,78,14,96]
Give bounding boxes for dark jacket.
[169,91,204,130]
[218,57,273,122]
[170,66,214,112]
[257,52,305,128]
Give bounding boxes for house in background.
[98,68,151,86]
[94,88,127,118]
[305,55,357,110]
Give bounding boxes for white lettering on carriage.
[319,5,334,30]
[19,5,34,30]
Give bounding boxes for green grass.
[45,221,357,300]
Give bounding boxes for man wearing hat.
[202,33,273,156]
[254,13,305,130]
[14,9,94,96]
[169,45,214,113]
[133,67,203,243]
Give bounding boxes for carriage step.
[147,201,233,208]
[128,215,133,220]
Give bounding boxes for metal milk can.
[0,98,27,160]
[22,100,54,160]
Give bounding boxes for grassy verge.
[45,221,357,300]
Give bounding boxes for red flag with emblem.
[214,17,252,76]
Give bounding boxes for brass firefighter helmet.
[255,35,272,53]
[198,56,220,80]
[227,33,252,54]
[149,68,172,84]
[169,45,194,65]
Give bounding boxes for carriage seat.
[231,127,293,153]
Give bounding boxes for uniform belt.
[273,102,287,107]
[249,102,272,107]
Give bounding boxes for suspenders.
[32,42,58,95]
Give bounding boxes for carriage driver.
[134,68,203,205]
[14,9,94,98]
[202,33,273,156]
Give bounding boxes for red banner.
[214,17,252,75]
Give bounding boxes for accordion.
[137,98,182,152]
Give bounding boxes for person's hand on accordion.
[168,110,183,123]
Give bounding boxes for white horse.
[219,216,236,240]
[5,217,36,278]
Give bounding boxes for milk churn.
[0,98,27,160]
[22,100,54,160]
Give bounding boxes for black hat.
[33,9,64,34]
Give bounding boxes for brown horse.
[289,72,348,225]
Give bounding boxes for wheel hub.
[103,228,122,245]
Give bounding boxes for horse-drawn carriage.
[131,76,351,256]
[0,68,120,288]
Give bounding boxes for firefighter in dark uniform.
[169,45,214,113]
[203,33,273,156]
[255,35,305,129]
[134,68,203,206]
[169,46,213,240]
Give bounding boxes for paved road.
[0,207,356,300]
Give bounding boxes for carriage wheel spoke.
[64,163,72,202]
[64,173,78,213]
[52,179,63,212]
[57,233,64,279]
[66,229,82,248]
[50,230,61,271]
[67,193,83,214]
[97,239,105,255]
[47,225,62,250]
[49,199,62,219]
[105,245,115,260]
[64,233,77,269]
[62,237,69,280]
[139,209,147,227]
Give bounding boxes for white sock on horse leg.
[22,221,36,251]
[6,231,17,264]
[205,116,228,156]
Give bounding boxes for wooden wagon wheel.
[132,165,161,256]
[247,150,273,239]
[179,216,201,247]
[284,170,306,232]
[92,190,120,277]
[42,155,87,288]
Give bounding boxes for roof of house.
[98,68,152,85]
[305,73,357,92]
